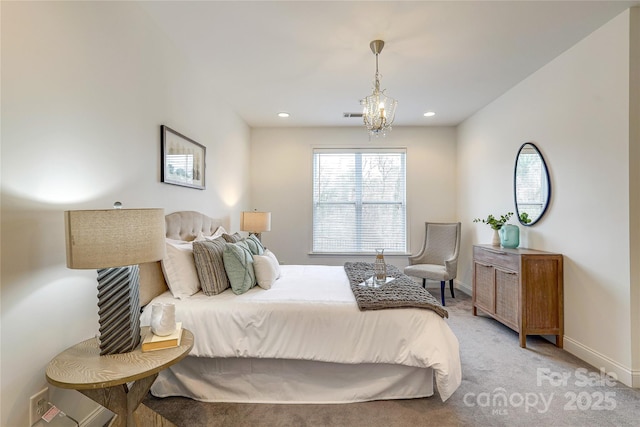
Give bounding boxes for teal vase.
[499,224,519,248]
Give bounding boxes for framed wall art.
[161,125,206,190]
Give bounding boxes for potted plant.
[472,212,514,231]
[473,212,530,247]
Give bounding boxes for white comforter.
[140,265,462,401]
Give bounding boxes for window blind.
[312,148,407,253]
[515,148,548,219]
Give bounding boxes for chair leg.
[450,279,455,298]
[440,281,446,306]
[422,278,426,288]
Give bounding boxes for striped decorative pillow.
[222,232,243,243]
[192,237,230,296]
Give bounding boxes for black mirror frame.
[514,142,551,226]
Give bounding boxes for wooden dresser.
[472,244,563,348]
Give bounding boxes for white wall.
[457,10,638,385]
[630,7,640,387]
[250,126,457,268]
[1,2,250,425]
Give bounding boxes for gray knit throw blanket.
[343,262,448,318]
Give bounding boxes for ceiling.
[137,1,638,128]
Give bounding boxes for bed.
[138,211,462,403]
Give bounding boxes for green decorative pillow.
[222,241,256,295]
[244,234,265,255]
[192,238,230,296]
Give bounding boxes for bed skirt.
[151,356,435,404]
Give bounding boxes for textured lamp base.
[96,265,141,355]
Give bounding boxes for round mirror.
[514,142,550,226]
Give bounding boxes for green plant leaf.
[473,212,514,230]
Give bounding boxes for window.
[312,148,407,254]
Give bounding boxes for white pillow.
[264,249,281,278]
[214,226,228,238]
[205,226,227,240]
[161,240,201,299]
[253,251,279,290]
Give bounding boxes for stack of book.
[142,322,183,352]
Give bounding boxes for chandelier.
[361,40,397,138]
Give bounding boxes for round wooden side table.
[46,327,193,427]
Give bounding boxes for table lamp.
[240,210,271,241]
[64,205,165,355]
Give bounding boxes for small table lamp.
[240,211,271,241]
[65,206,165,355]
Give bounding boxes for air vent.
[343,112,363,118]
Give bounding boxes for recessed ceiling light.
[423,112,436,117]
[277,112,290,118]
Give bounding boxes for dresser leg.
[556,334,563,348]
[519,334,526,348]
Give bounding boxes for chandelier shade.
[362,40,397,138]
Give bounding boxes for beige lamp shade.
[240,211,271,233]
[65,208,165,269]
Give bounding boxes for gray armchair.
[404,222,461,306]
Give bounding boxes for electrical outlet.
[29,387,49,426]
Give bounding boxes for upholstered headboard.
[138,211,226,306]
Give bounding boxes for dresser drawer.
[473,246,519,272]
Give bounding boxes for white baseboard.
[563,336,635,388]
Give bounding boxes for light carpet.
[143,292,640,426]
